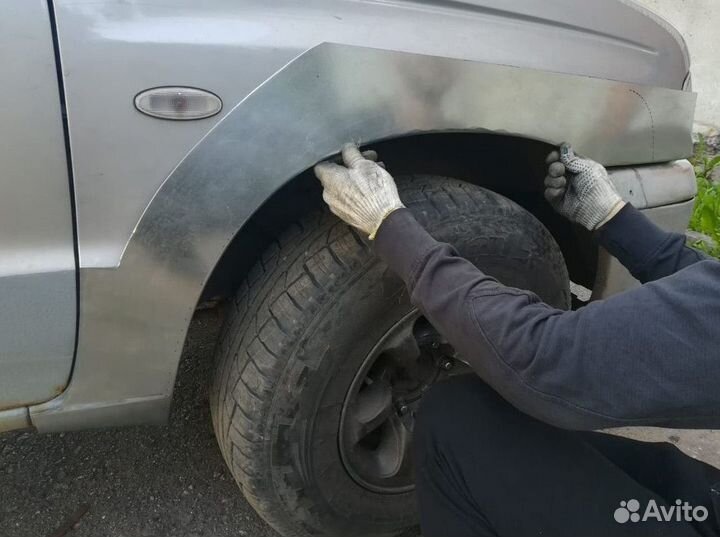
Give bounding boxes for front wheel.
[210,175,570,537]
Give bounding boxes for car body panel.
[0,1,76,409]
[29,41,695,432]
[0,0,696,431]
[53,0,690,269]
[608,159,697,210]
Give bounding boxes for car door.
[0,1,77,409]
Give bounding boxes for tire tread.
[210,176,569,537]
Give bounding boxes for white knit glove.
[314,144,405,239]
[544,143,625,230]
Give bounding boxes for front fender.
[29,43,696,431]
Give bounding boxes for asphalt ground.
[0,310,279,537]
[1,309,718,537]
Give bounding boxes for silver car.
[0,1,697,535]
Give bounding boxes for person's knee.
[413,377,502,536]
[415,375,502,450]
[417,376,477,433]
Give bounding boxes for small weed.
[689,135,720,257]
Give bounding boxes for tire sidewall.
[264,180,569,535]
[213,177,570,537]
[268,259,417,536]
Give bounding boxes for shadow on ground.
[0,309,279,537]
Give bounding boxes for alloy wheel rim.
[338,310,458,494]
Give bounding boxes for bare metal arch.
[31,43,695,430]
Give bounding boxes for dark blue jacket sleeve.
[374,207,720,431]
[597,204,708,283]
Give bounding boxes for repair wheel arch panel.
[29,43,696,431]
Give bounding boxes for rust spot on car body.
[0,383,67,411]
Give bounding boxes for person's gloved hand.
[544,143,625,230]
[314,143,405,239]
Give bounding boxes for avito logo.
[614,499,709,524]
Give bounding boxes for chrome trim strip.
[30,43,697,431]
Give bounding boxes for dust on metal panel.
[30,43,696,431]
[55,0,690,270]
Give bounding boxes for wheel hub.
[339,311,459,493]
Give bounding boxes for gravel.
[0,309,279,537]
[611,427,720,470]
[1,309,718,537]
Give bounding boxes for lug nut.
[398,404,409,415]
[440,358,454,371]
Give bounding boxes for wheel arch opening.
[199,132,597,309]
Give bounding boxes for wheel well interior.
[200,133,597,306]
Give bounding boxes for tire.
[210,175,570,537]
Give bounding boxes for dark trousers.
[414,376,720,537]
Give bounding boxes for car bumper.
[591,159,697,299]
